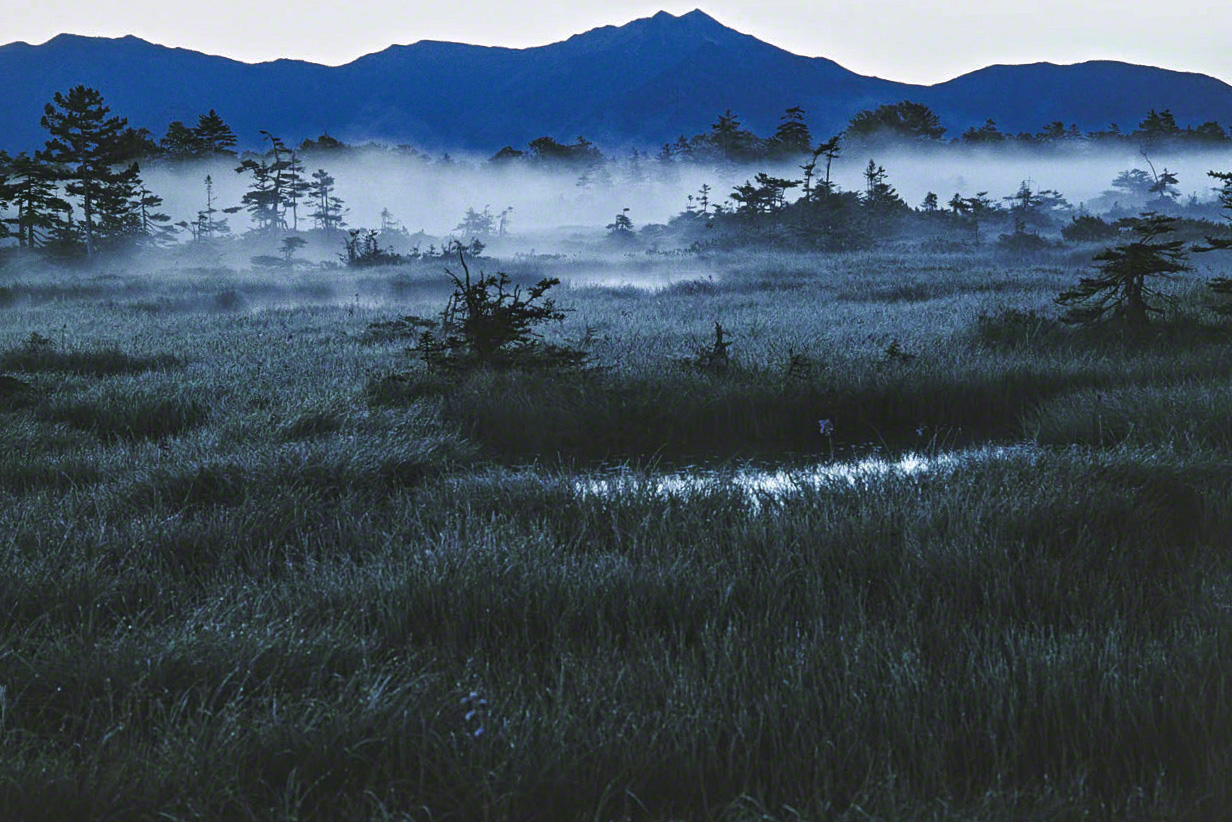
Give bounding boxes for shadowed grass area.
[1029,382,1232,450]
[0,348,183,377]
[1,451,1231,820]
[42,393,208,442]
[373,341,1232,461]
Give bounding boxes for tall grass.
[3,248,1232,819]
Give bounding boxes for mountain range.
[2,9,1232,153]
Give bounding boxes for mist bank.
[139,143,1232,238]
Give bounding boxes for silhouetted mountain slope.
[1,10,1230,152]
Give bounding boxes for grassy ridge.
[2,248,1232,819]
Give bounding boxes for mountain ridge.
[1,10,1230,153]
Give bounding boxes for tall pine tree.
[39,86,142,255]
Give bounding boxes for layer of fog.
[138,143,1232,253]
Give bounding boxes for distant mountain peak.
[2,11,1232,153]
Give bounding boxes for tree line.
[0,86,350,257]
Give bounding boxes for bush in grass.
[368,251,588,372]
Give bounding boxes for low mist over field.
[136,144,1232,240]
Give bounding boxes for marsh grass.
[39,384,210,442]
[4,248,1232,820]
[0,347,184,377]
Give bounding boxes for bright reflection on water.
[575,446,1034,504]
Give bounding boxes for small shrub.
[663,278,719,297]
[692,321,734,372]
[377,252,588,372]
[23,331,55,353]
[213,289,247,311]
[995,231,1051,253]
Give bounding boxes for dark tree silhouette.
[39,86,143,256]
[0,153,70,248]
[1057,213,1189,325]
[846,101,945,143]
[194,110,238,157]
[767,106,812,158]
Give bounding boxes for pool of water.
[574,445,1036,503]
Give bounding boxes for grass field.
[2,246,1231,820]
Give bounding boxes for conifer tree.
[236,131,293,234]
[160,121,203,158]
[767,106,812,158]
[309,169,347,233]
[38,86,143,256]
[128,185,178,246]
[193,110,238,157]
[1057,212,1188,325]
[1194,171,1232,311]
[0,152,12,241]
[0,153,70,248]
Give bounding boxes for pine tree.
[606,208,634,236]
[283,150,311,231]
[236,132,293,234]
[813,136,842,198]
[193,110,238,157]
[862,159,905,215]
[767,106,812,158]
[1057,213,1188,325]
[39,86,144,256]
[128,185,178,246]
[0,152,12,241]
[160,121,203,158]
[0,153,70,248]
[1194,170,1232,312]
[710,110,745,163]
[309,169,347,233]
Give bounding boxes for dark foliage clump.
[1062,214,1121,243]
[975,306,1061,349]
[341,229,404,268]
[371,252,588,372]
[995,230,1051,253]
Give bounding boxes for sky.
[7,0,1232,86]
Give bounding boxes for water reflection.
[575,445,1034,503]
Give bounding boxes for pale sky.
[7,0,1231,86]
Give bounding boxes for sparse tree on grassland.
[1057,212,1188,326]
